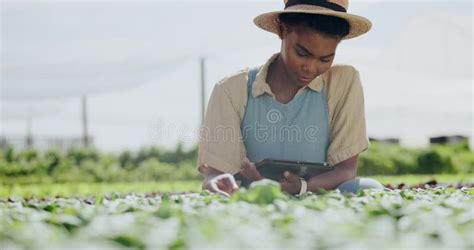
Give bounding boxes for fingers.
[209,173,239,197]
[240,158,255,178]
[198,164,210,175]
[221,173,239,191]
[283,171,299,183]
[280,172,302,195]
[240,159,264,182]
[240,158,251,171]
[210,181,231,197]
[247,158,257,169]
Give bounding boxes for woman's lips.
[297,75,312,84]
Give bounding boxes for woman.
[198,0,384,196]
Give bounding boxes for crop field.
[2,174,473,199]
[1,180,473,250]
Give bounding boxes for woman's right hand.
[201,164,239,197]
[206,173,239,197]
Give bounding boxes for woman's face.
[278,24,341,87]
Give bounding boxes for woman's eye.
[321,58,331,63]
[296,50,308,57]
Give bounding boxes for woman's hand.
[198,164,210,175]
[207,173,239,197]
[201,164,239,197]
[280,171,302,195]
[239,158,264,182]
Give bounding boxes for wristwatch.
[299,177,307,195]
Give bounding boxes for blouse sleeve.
[326,65,370,165]
[197,82,247,174]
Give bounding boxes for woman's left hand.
[280,171,302,195]
[240,158,264,182]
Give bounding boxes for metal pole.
[81,95,89,147]
[200,57,206,125]
[26,105,33,148]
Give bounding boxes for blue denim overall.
[241,67,330,164]
[239,67,384,193]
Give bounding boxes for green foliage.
[0,141,472,183]
[452,151,474,174]
[416,146,457,174]
[1,185,473,249]
[0,144,201,184]
[358,142,473,176]
[230,180,287,204]
[119,142,198,168]
[358,143,397,175]
[66,147,100,165]
[18,148,39,162]
[0,181,202,198]
[3,145,16,162]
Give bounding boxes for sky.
[1,0,473,151]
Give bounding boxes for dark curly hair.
[279,13,350,38]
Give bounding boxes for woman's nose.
[303,60,318,75]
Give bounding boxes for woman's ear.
[277,22,286,39]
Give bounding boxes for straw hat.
[254,0,372,40]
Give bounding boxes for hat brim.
[254,9,372,40]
